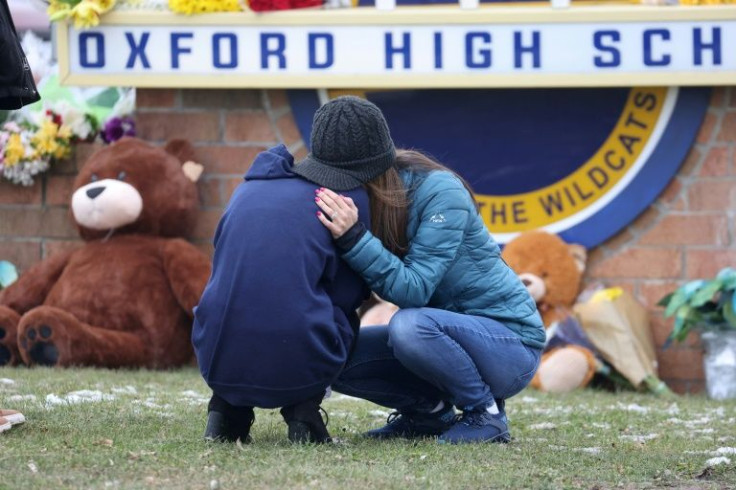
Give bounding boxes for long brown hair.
[365,149,477,258]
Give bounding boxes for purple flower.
[101,116,136,144]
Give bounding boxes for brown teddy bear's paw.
[0,307,21,366]
[23,325,59,366]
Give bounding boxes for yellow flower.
[4,133,25,167]
[95,0,117,13]
[70,1,103,29]
[169,0,240,14]
[57,125,73,140]
[47,0,72,21]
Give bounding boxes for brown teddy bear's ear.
[164,139,196,164]
[568,244,587,273]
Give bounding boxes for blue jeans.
[333,308,542,412]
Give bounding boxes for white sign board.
[57,6,736,87]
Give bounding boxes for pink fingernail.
[315,197,320,202]
[317,211,322,216]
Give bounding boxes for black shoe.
[204,409,255,443]
[364,404,456,440]
[280,395,332,444]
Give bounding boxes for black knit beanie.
[292,96,396,191]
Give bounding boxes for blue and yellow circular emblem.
[289,87,710,247]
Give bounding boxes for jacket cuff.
[336,221,367,253]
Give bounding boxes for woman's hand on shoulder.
[315,188,359,239]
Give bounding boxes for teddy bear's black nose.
[521,278,532,287]
[86,186,105,199]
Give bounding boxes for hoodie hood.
[245,144,297,181]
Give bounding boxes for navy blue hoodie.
[192,145,370,408]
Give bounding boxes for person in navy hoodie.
[192,98,395,444]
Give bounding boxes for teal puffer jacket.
[342,169,545,349]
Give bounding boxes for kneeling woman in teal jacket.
[306,98,545,444]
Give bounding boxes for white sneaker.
[0,417,11,433]
[0,409,25,426]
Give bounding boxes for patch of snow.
[705,457,731,466]
[45,390,115,406]
[8,394,36,402]
[665,403,680,415]
[330,394,365,403]
[530,422,557,430]
[520,396,538,403]
[685,416,711,427]
[0,378,16,385]
[684,450,712,455]
[620,433,658,443]
[590,422,610,429]
[715,447,736,455]
[111,386,137,395]
[692,428,716,435]
[666,418,684,424]
[617,403,649,414]
[577,447,602,455]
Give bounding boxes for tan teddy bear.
[502,231,598,394]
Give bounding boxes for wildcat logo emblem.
[429,213,446,223]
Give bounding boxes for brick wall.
[1,87,734,392]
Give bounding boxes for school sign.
[57,6,736,88]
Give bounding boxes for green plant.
[659,267,736,345]
[0,260,17,290]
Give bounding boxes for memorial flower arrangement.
[168,0,242,14]
[47,0,118,29]
[0,90,135,187]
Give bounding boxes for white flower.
[51,100,94,140]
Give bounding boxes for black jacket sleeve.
[0,0,40,110]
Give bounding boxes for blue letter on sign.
[465,32,491,69]
[693,27,722,66]
[643,29,671,67]
[79,32,105,68]
[593,30,621,68]
[171,32,193,69]
[125,32,151,69]
[514,31,540,68]
[308,33,334,69]
[213,33,238,69]
[385,32,411,69]
[261,33,286,69]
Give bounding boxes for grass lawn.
[1,367,734,489]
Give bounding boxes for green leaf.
[657,292,674,308]
[690,280,722,307]
[671,305,693,342]
[716,267,736,282]
[682,279,706,297]
[0,261,18,289]
[664,289,688,318]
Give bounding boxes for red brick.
[182,90,261,110]
[589,247,682,279]
[276,113,303,147]
[194,145,263,175]
[71,143,105,172]
[710,87,726,108]
[658,177,685,211]
[45,175,77,206]
[696,112,717,144]
[197,178,222,208]
[293,145,308,161]
[267,90,289,111]
[639,214,728,246]
[639,280,682,310]
[224,177,243,201]
[729,87,736,108]
[42,239,82,259]
[0,240,41,273]
[628,206,661,234]
[224,112,276,143]
[136,89,178,108]
[649,315,674,347]
[602,228,635,253]
[716,112,736,142]
[0,208,76,239]
[656,347,704,381]
[686,250,736,279]
[687,180,736,211]
[137,112,220,142]
[699,146,730,177]
[0,180,42,205]
[679,146,702,177]
[191,209,223,240]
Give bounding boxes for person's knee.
[388,309,435,360]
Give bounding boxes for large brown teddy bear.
[0,138,211,368]
[502,231,598,394]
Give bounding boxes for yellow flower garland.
[168,0,242,14]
